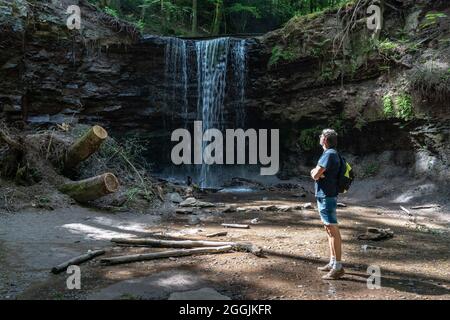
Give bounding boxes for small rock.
[250,218,260,224]
[166,192,183,203]
[223,205,237,213]
[179,197,197,207]
[176,208,195,214]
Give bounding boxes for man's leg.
[326,225,341,262]
[322,224,345,279]
[318,226,335,271]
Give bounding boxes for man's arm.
[310,165,326,181]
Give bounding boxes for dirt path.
[1,190,449,300]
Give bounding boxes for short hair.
[321,128,338,148]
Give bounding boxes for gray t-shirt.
[315,148,340,198]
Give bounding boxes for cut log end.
[92,125,108,140]
[103,172,119,193]
[60,172,120,203]
[64,125,108,169]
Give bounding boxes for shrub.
[268,45,297,68]
[395,93,413,121]
[383,94,394,118]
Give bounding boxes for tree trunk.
[111,238,236,248]
[59,172,119,202]
[64,125,108,169]
[101,246,233,265]
[111,237,263,256]
[51,250,105,274]
[192,0,198,35]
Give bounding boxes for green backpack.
[337,153,354,194]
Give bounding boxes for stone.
[179,197,197,207]
[167,192,183,203]
[223,205,237,213]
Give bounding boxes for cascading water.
[163,36,248,188]
[196,38,230,188]
[231,39,247,128]
[164,37,189,121]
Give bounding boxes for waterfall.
[163,37,248,188]
[196,38,230,188]
[231,39,247,128]
[164,37,189,121]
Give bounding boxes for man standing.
[310,129,345,280]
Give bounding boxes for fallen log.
[111,238,234,247]
[206,231,228,238]
[51,249,105,274]
[111,237,263,256]
[59,172,119,202]
[221,223,249,229]
[101,245,233,265]
[64,125,108,169]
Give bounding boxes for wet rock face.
[0,0,154,129]
[1,0,449,181]
[244,1,450,180]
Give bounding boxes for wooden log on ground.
[59,172,119,202]
[206,231,228,238]
[101,246,233,265]
[51,249,105,274]
[111,238,235,248]
[111,237,263,256]
[221,223,249,229]
[64,125,108,169]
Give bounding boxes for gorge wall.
[1,0,449,184]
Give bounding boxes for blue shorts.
[316,197,338,225]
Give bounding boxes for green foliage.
[268,45,297,68]
[382,92,414,121]
[376,39,400,59]
[88,0,356,36]
[103,6,120,18]
[395,93,413,121]
[361,162,379,178]
[420,12,447,29]
[299,127,322,151]
[382,94,394,118]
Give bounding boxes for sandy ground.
[0,183,449,300]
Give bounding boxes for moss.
[420,12,447,29]
[268,45,298,68]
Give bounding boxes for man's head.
[320,129,338,150]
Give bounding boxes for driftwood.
[111,237,263,256]
[101,246,233,265]
[206,231,228,238]
[51,249,105,274]
[221,223,249,229]
[59,172,119,202]
[64,125,108,169]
